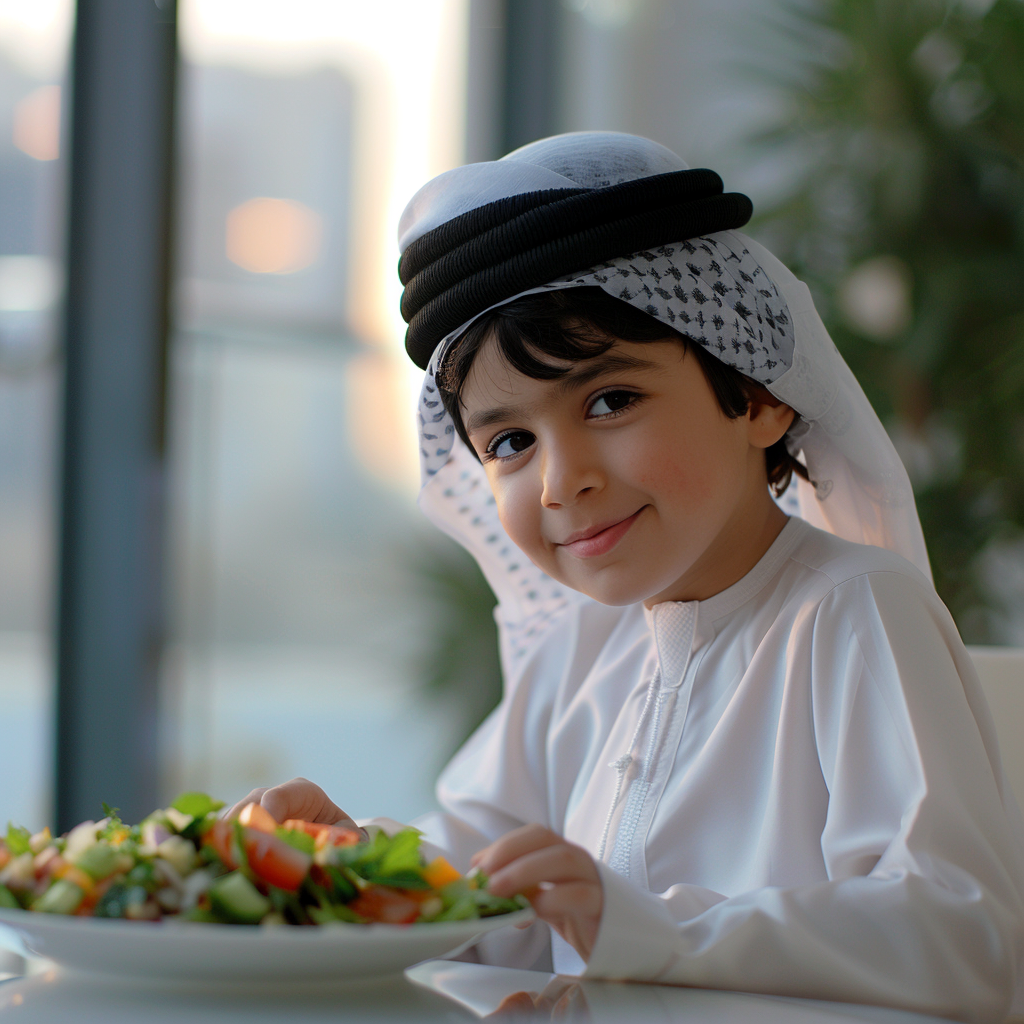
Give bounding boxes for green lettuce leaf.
[275,828,315,856]
[378,829,423,876]
[171,792,224,819]
[4,823,31,857]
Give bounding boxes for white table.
[0,957,952,1023]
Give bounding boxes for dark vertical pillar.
[501,0,564,154]
[55,0,177,831]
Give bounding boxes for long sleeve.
[416,595,631,861]
[408,599,606,971]
[414,613,566,863]
[364,608,569,865]
[584,570,1024,1024]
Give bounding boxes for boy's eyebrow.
[464,350,661,435]
[551,351,661,396]
[466,404,529,435]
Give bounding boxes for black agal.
[399,169,752,370]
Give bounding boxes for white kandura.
[378,132,1024,1024]
[407,518,1024,1023]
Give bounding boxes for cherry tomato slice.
[281,819,361,848]
[243,829,311,892]
[202,820,238,870]
[348,886,421,924]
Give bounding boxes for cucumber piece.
[75,842,120,881]
[126,861,157,889]
[34,879,84,915]
[324,865,357,902]
[433,891,478,922]
[0,883,19,909]
[307,905,337,925]
[182,907,221,923]
[330,902,366,923]
[94,883,129,918]
[308,902,365,925]
[94,883,148,919]
[208,871,271,924]
[268,885,309,925]
[473,889,527,916]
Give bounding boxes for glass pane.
[0,0,73,832]
[165,0,476,822]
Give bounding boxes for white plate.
[0,906,534,985]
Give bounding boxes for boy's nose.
[540,444,604,509]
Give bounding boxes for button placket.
[605,603,698,880]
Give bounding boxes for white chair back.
[969,646,1024,806]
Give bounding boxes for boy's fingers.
[222,788,269,820]
[531,883,603,960]
[222,780,359,832]
[260,777,358,829]
[259,778,322,822]
[487,843,598,897]
[528,880,602,922]
[472,823,564,874]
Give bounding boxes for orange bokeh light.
[225,197,321,274]
[13,84,60,162]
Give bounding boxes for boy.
[230,133,1024,1022]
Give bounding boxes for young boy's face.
[460,333,791,607]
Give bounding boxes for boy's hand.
[472,824,603,961]
[223,777,366,839]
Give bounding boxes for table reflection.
[407,961,950,1024]
[484,979,589,1021]
[0,958,953,1023]
[0,966,455,1022]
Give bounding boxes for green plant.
[408,536,502,750]
[745,0,1024,638]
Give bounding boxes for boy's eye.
[487,430,535,460]
[588,390,639,417]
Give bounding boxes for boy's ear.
[746,389,796,450]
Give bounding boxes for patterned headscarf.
[400,132,930,659]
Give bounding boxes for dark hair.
[437,287,809,497]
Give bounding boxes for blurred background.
[0,0,1021,832]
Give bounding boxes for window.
[0,0,73,832]
[163,0,472,820]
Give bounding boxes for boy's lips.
[559,507,646,558]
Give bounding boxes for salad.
[0,794,526,927]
